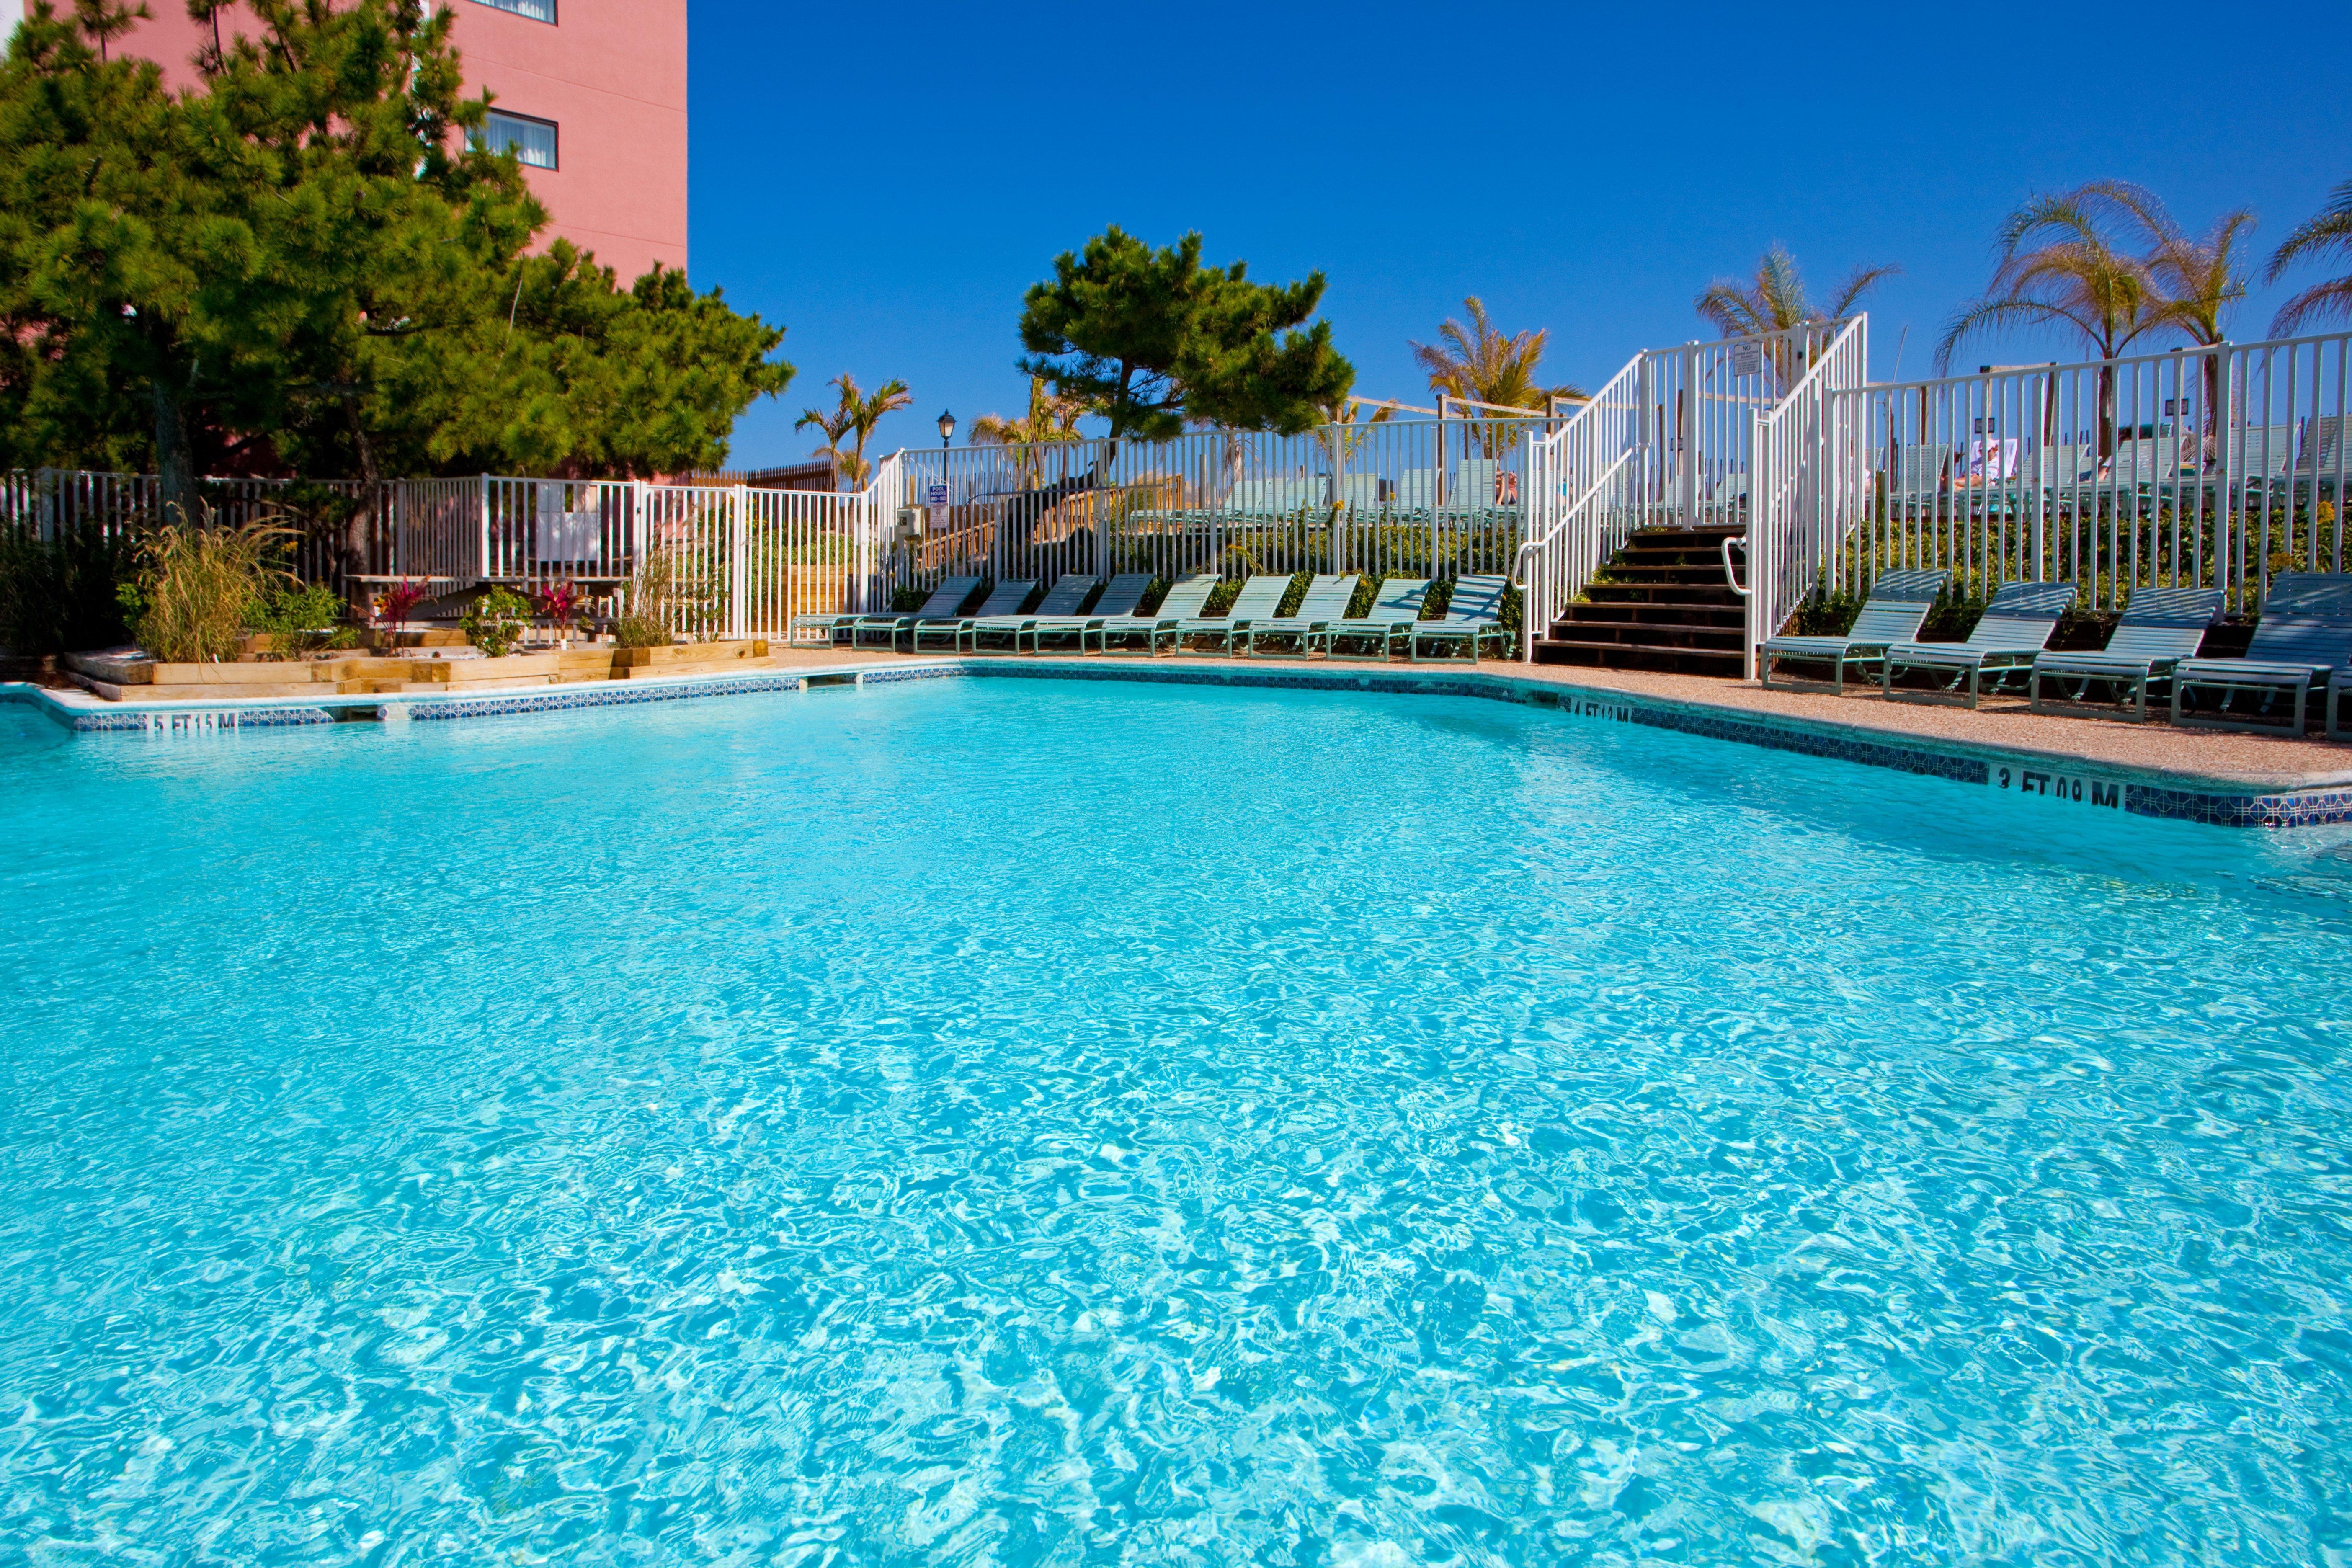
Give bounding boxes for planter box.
[407,652,565,685]
[362,628,469,651]
[613,639,769,670]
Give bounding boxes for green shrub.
[606,552,682,649]
[244,581,356,658]
[462,586,531,657]
[0,524,136,654]
[889,584,931,612]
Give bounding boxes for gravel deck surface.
[766,647,2352,788]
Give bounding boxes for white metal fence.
[1511,319,2352,671]
[1748,317,1870,676]
[1830,331,2352,618]
[16,317,2345,666]
[885,415,1560,593]
[1,468,892,642]
[1514,321,1852,660]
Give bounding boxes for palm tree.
[793,392,855,488]
[1694,244,1897,338]
[1313,397,1395,506]
[838,374,913,489]
[2267,176,2352,335]
[2084,182,2256,457]
[1939,188,2163,456]
[970,377,1088,447]
[1411,298,1583,456]
[1411,297,1584,413]
[970,378,1088,484]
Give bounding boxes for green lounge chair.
[1881,580,2079,707]
[1237,574,1359,658]
[965,573,1099,653]
[1310,578,1431,661]
[824,575,980,651]
[2328,665,2352,742]
[2030,586,2223,722]
[1758,568,1950,693]
[1085,574,1218,655]
[909,579,1037,654]
[2173,573,2352,735]
[1174,575,1290,654]
[1019,573,1152,654]
[1408,575,1512,663]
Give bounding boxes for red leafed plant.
[537,579,583,636]
[377,579,428,629]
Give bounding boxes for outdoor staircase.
[1532,524,1748,676]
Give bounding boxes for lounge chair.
[1757,568,1949,693]
[1408,574,1512,663]
[964,573,1098,653]
[2329,665,2352,742]
[1173,575,1290,654]
[908,579,1037,654]
[1237,574,1359,658]
[2029,587,2223,722]
[1310,577,1431,661]
[1880,580,2080,708]
[813,575,979,650]
[1018,572,1152,654]
[1085,573,1218,655]
[2172,573,2352,735]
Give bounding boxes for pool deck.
[12,647,2352,829]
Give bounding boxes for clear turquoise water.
[2,680,2350,1566]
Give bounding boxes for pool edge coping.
[7,660,2350,831]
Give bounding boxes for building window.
[470,0,555,22]
[471,110,557,171]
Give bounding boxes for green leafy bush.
[245,582,356,658]
[0,524,136,654]
[462,587,531,657]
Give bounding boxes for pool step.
[1532,526,1749,677]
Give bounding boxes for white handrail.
[1720,535,1748,597]
[1746,315,1869,677]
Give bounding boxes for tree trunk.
[343,392,382,577]
[151,379,198,527]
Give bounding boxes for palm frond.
[2265,177,2352,284]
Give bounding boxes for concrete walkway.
[754,645,2352,790]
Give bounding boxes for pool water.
[2,680,2349,1565]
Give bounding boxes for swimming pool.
[3,679,2348,1563]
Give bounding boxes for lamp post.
[937,409,955,449]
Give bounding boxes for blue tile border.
[402,672,800,722]
[16,659,2352,830]
[70,703,337,733]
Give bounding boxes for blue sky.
[688,0,2352,472]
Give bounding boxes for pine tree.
[0,0,792,529]
[1016,227,1352,441]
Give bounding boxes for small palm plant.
[2266,176,2352,335]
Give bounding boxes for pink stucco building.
[5,0,688,281]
